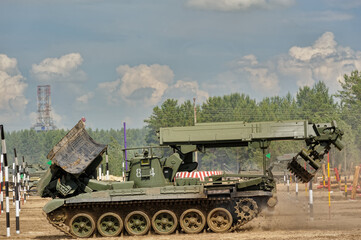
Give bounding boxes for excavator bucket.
[287,149,323,183]
[287,123,344,183]
[288,160,313,183]
[287,155,316,183]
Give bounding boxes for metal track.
[46,197,261,238]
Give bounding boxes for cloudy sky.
[1,0,361,130]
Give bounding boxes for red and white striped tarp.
[175,171,223,181]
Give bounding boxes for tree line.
[3,127,148,176]
[2,71,361,175]
[145,71,361,173]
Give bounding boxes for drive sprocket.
[234,198,259,230]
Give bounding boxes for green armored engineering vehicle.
[38,120,344,238]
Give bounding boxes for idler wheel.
[125,211,150,236]
[152,209,178,235]
[180,209,205,234]
[207,208,233,233]
[69,213,95,238]
[97,212,123,237]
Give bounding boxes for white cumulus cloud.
[243,67,280,94]
[289,32,337,62]
[279,32,361,91]
[76,92,94,104]
[0,54,28,124]
[0,54,18,74]
[217,32,361,97]
[31,53,85,81]
[236,54,259,66]
[164,80,209,103]
[99,64,174,106]
[99,64,210,106]
[304,11,353,22]
[231,54,281,95]
[186,0,295,12]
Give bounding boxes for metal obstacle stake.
[304,162,308,195]
[287,174,290,193]
[123,122,127,179]
[290,173,292,184]
[309,180,314,220]
[18,162,22,208]
[344,176,347,199]
[12,162,15,204]
[14,149,20,234]
[26,162,29,199]
[26,163,29,199]
[327,152,331,220]
[322,164,326,188]
[283,170,286,185]
[351,166,360,199]
[98,164,102,181]
[334,167,341,190]
[1,154,3,213]
[106,149,109,180]
[295,176,298,198]
[1,125,11,237]
[22,156,27,203]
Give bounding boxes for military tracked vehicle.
[38,120,344,238]
[26,164,48,194]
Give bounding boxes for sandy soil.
[0,183,360,240]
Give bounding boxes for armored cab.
[38,120,344,238]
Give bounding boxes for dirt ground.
[0,183,360,240]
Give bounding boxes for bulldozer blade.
[287,159,314,183]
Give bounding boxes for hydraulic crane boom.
[158,120,344,183]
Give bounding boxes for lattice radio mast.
[31,85,57,131]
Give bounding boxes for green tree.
[296,81,338,122]
[337,70,361,163]
[107,137,123,176]
[338,70,361,105]
[144,99,194,145]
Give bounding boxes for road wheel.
[124,211,150,236]
[180,209,205,234]
[69,213,95,238]
[207,207,232,233]
[152,210,178,235]
[97,212,123,237]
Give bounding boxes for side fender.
[43,199,65,213]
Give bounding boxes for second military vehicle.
[38,120,343,238]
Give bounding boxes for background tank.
[25,163,48,194]
[38,119,344,238]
